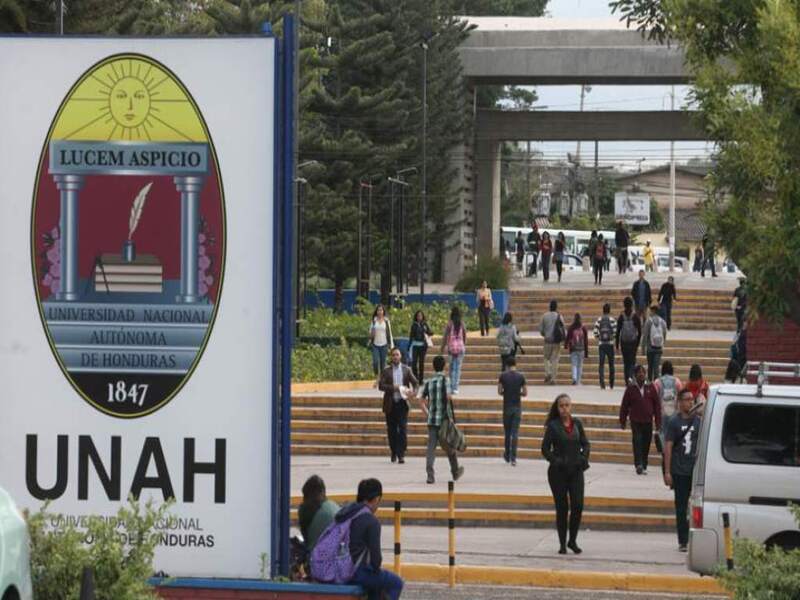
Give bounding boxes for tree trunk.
[334,276,344,313]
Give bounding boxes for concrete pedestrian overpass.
[444,17,707,281]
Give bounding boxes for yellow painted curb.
[291,380,374,393]
[389,563,727,595]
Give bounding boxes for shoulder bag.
[438,393,467,453]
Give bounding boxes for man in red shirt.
[619,364,661,475]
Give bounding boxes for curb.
[391,563,727,595]
[291,380,374,393]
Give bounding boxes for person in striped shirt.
[420,355,464,485]
[593,303,617,390]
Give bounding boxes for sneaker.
[511,460,517,467]
[398,456,405,464]
[452,466,465,481]
[503,454,510,464]
[452,390,460,395]
[678,544,688,553]
[642,468,648,475]
[600,384,606,390]
[426,476,435,484]
[635,466,643,475]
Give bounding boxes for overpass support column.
[474,138,502,262]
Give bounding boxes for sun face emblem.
[109,76,151,128]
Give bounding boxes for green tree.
[610,0,800,322]
[0,0,26,32]
[457,0,548,15]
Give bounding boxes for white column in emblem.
[174,176,205,303]
[53,174,84,301]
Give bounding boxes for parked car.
[688,381,800,575]
[0,487,32,600]
[656,255,688,272]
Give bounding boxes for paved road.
[292,455,674,500]
[403,582,724,599]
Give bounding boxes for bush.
[292,341,374,382]
[717,504,800,599]
[454,256,510,293]
[27,497,171,600]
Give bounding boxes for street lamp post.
[295,160,318,334]
[388,176,411,296]
[420,33,437,299]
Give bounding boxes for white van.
[688,374,800,575]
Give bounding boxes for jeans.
[598,344,615,388]
[385,400,409,459]
[672,473,693,546]
[618,248,628,273]
[410,344,427,382]
[701,256,716,276]
[547,465,585,548]
[449,353,464,392]
[503,405,521,462]
[528,252,539,276]
[479,305,491,336]
[543,342,561,382]
[630,421,653,470]
[661,302,673,330]
[541,253,551,281]
[570,351,585,384]
[593,259,604,284]
[555,259,563,280]
[371,344,388,376]
[735,308,744,332]
[351,564,404,600]
[620,342,638,384]
[426,425,459,479]
[646,349,662,382]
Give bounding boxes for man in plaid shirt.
[421,355,465,484]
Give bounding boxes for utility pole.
[669,85,676,272]
[575,85,590,163]
[57,0,65,34]
[388,176,411,296]
[594,140,599,216]
[419,33,437,298]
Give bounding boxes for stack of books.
[95,254,163,293]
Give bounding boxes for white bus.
[501,226,617,257]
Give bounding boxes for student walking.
[497,312,523,372]
[498,356,528,466]
[441,306,467,394]
[527,223,541,278]
[420,356,464,484]
[616,297,642,384]
[339,479,404,600]
[604,239,611,271]
[540,231,553,282]
[593,234,607,285]
[565,313,589,385]
[541,394,591,555]
[540,300,565,384]
[619,365,661,475]
[643,240,655,272]
[476,280,494,336]
[615,221,630,274]
[378,348,418,464]
[685,364,710,411]
[631,270,652,318]
[641,304,668,382]
[515,231,526,272]
[701,234,717,277]
[369,304,393,378]
[593,303,617,390]
[408,310,432,382]
[554,231,566,283]
[654,361,682,442]
[663,390,701,552]
[298,475,340,552]
[658,276,677,330]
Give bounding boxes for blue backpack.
[310,505,371,583]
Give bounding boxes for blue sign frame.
[268,14,296,578]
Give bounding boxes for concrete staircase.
[290,492,674,532]
[508,288,736,331]
[292,395,663,466]
[452,336,731,385]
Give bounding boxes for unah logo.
[31,54,225,418]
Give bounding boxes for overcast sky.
[508,0,715,170]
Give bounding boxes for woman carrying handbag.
[408,310,433,382]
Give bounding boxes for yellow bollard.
[394,500,402,576]
[448,480,456,588]
[722,512,734,570]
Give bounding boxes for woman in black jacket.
[408,310,433,381]
[541,393,591,555]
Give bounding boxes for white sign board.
[615,192,651,225]
[0,37,275,578]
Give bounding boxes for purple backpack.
[310,505,371,583]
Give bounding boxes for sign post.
[0,23,295,580]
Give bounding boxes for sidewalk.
[292,456,672,500]
[508,268,740,291]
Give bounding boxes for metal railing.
[745,361,800,397]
